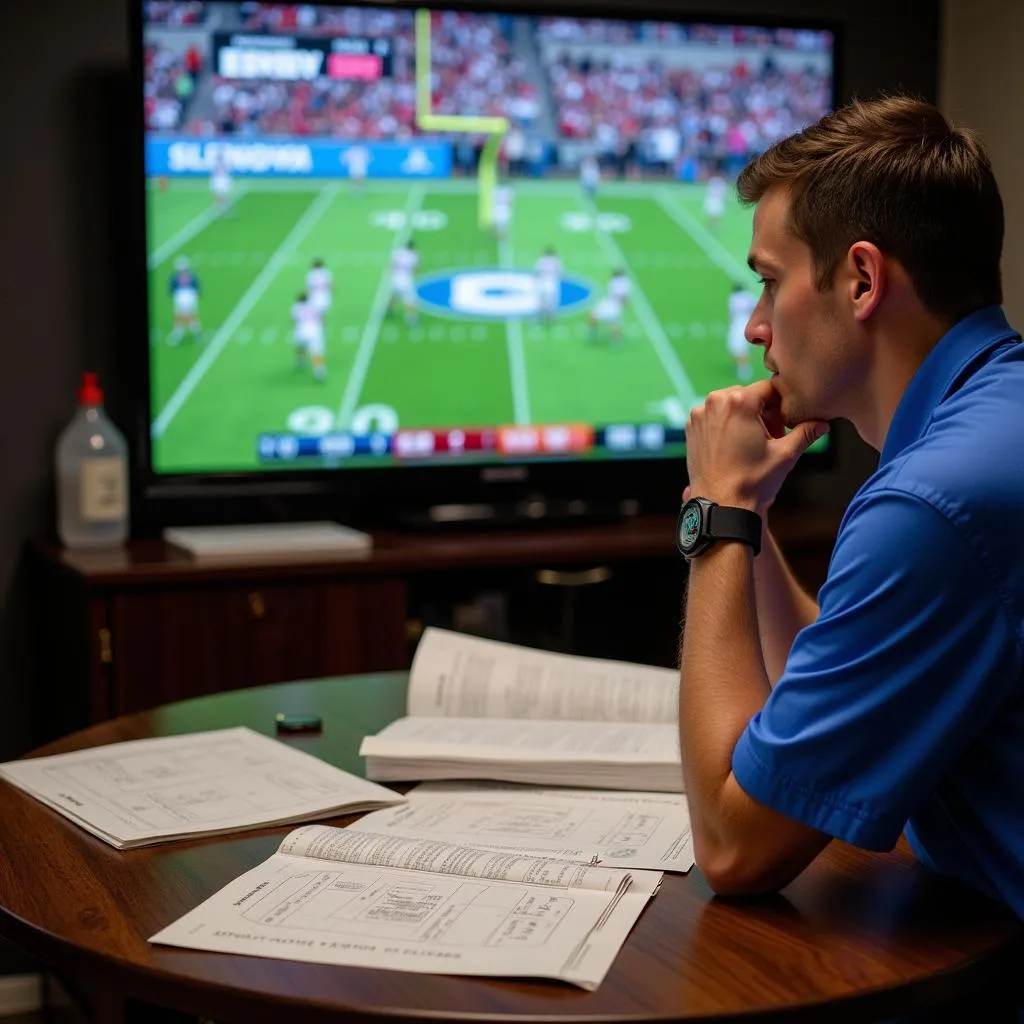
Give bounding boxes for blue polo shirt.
[732,305,1024,917]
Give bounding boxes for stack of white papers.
[151,822,663,990]
[0,727,404,849]
[360,629,684,792]
[363,717,682,791]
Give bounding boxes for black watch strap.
[708,504,762,557]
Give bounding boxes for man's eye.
[758,277,773,288]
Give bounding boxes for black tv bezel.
[127,0,841,527]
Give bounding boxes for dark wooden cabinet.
[105,579,401,710]
[30,508,841,743]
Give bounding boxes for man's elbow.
[699,853,781,896]
[696,844,812,897]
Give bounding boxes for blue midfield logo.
[415,268,594,320]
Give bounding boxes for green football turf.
[147,177,767,474]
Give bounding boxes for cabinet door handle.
[535,566,613,587]
[248,591,267,619]
[98,627,113,664]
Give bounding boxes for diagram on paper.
[239,867,574,946]
[38,738,342,826]
[385,800,664,848]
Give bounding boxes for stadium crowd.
[196,9,537,140]
[536,17,830,177]
[545,52,829,177]
[536,17,832,51]
[144,1,206,24]
[145,2,830,179]
[144,43,203,131]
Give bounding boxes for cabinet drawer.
[107,580,403,714]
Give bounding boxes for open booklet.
[151,823,662,990]
[359,629,683,792]
[357,781,694,873]
[0,727,404,849]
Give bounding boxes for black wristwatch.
[676,497,762,559]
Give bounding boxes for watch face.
[679,502,702,552]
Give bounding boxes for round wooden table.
[0,673,1019,1024]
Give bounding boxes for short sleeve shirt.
[732,305,1024,916]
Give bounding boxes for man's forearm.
[680,543,771,851]
[754,522,820,684]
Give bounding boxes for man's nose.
[746,316,770,348]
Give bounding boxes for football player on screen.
[168,255,202,345]
[726,282,757,381]
[703,167,728,231]
[389,240,419,326]
[343,144,371,195]
[210,152,233,211]
[492,182,513,241]
[291,291,327,381]
[587,268,631,344]
[306,258,333,318]
[579,153,600,200]
[534,246,562,324]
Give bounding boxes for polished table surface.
[0,673,1020,1024]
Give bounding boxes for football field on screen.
[147,178,765,473]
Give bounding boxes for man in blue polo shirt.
[677,93,1024,956]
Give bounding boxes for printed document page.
[151,824,661,990]
[276,825,662,893]
[407,628,679,723]
[357,782,694,873]
[0,727,404,849]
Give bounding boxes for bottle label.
[80,459,127,523]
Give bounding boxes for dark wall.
[0,0,937,763]
[2,0,130,762]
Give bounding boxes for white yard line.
[497,232,531,426]
[655,188,753,284]
[152,184,339,439]
[580,194,698,410]
[147,186,246,269]
[336,185,426,429]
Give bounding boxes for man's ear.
[845,241,885,321]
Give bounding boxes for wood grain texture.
[0,674,1019,1024]
[107,582,368,714]
[29,510,840,739]
[34,509,841,587]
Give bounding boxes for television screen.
[142,1,833,476]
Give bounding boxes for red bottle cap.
[78,372,104,405]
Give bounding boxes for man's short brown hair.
[736,95,1003,324]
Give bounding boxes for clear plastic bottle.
[56,372,130,548]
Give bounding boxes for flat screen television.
[133,0,836,526]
